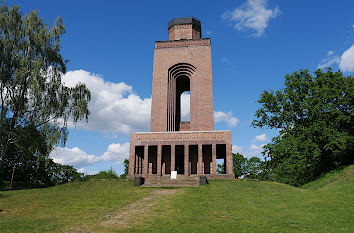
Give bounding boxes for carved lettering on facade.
[132,131,229,141]
[156,39,210,49]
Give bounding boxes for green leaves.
[252,69,353,186]
[0,4,90,185]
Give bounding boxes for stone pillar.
[136,154,140,174]
[157,144,162,176]
[134,153,137,174]
[162,163,166,175]
[148,163,152,175]
[184,144,189,176]
[211,144,217,175]
[198,144,203,175]
[171,144,175,171]
[226,143,233,175]
[129,143,135,176]
[143,145,149,175]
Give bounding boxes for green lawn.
[1,165,353,232]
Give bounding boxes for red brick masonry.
[128,130,233,178]
[128,18,234,179]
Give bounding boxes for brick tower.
[128,18,233,179]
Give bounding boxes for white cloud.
[249,143,266,156]
[232,145,244,154]
[317,51,340,69]
[50,142,130,168]
[62,70,151,134]
[180,92,190,121]
[180,92,239,126]
[222,0,280,37]
[232,143,267,158]
[50,147,101,168]
[206,31,213,36]
[214,111,240,127]
[101,143,130,161]
[221,57,228,63]
[339,44,354,72]
[78,168,98,175]
[254,133,267,142]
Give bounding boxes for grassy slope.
[0,165,353,233]
[0,180,151,232]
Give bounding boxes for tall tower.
[129,18,233,179]
[150,18,214,132]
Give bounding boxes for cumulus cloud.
[214,111,240,127]
[101,143,130,162]
[78,168,98,175]
[232,143,267,158]
[180,92,190,121]
[180,92,239,126]
[318,45,354,72]
[232,145,244,154]
[317,50,341,70]
[339,44,354,72]
[222,0,280,37]
[62,70,151,134]
[249,143,266,156]
[50,147,101,168]
[50,142,130,168]
[254,133,267,142]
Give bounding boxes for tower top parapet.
[168,17,201,40]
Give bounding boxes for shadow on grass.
[0,181,50,192]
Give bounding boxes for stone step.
[141,183,199,188]
[144,179,199,183]
[144,182,198,186]
[140,175,207,187]
[134,176,208,187]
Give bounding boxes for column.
[171,144,175,172]
[136,155,140,174]
[157,145,162,176]
[143,145,149,175]
[226,143,233,175]
[184,144,189,176]
[128,144,135,176]
[211,144,217,175]
[197,144,203,175]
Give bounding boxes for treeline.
[251,69,353,186]
[218,153,268,179]
[0,158,130,190]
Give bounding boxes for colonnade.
[133,143,233,176]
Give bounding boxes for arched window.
[167,63,195,131]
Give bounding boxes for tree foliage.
[0,4,90,185]
[233,153,247,178]
[252,69,353,186]
[119,158,129,178]
[217,153,267,179]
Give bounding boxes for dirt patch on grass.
[101,188,180,229]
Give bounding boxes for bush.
[85,168,119,180]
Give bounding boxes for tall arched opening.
[167,63,195,131]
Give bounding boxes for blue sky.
[10,0,354,175]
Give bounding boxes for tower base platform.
[128,130,234,179]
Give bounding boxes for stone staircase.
[140,175,206,187]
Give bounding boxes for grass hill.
[1,165,353,232]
